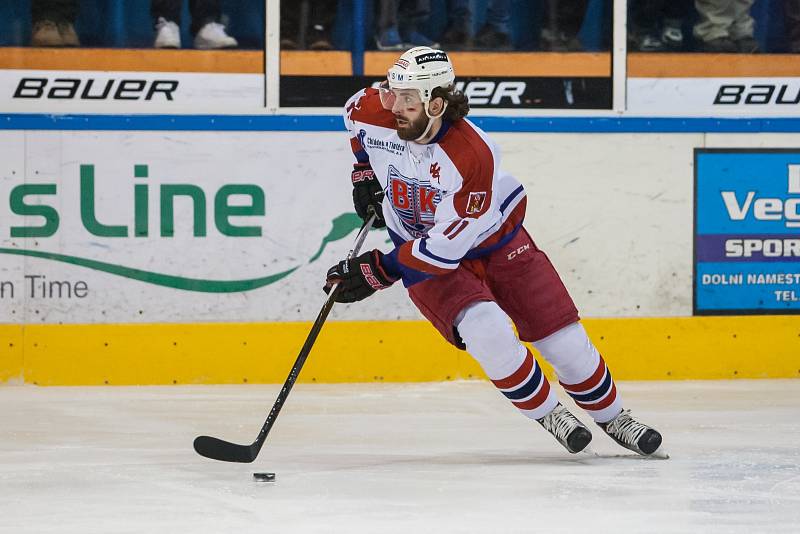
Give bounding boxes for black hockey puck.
[253,472,276,482]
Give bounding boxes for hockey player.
[324,47,663,456]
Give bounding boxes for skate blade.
[579,445,670,460]
[648,446,670,460]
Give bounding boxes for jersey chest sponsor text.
[386,165,442,237]
[359,129,405,156]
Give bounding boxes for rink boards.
[0,124,798,384]
[1,316,799,385]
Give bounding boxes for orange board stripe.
[0,48,350,75]
[1,48,796,79]
[366,51,611,77]
[279,50,352,75]
[0,47,263,73]
[628,52,800,77]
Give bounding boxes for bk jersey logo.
[387,164,442,237]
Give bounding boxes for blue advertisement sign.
[694,149,800,315]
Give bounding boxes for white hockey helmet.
[386,47,456,104]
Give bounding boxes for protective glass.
[379,81,423,111]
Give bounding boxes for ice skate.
[537,403,593,453]
[598,409,662,456]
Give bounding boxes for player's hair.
[432,86,470,121]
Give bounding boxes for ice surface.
[1,380,798,533]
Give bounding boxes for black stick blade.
[193,435,256,463]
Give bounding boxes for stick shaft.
[248,213,376,459]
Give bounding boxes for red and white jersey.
[344,87,527,285]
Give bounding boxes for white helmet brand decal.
[415,51,449,65]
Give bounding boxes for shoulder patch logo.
[465,191,487,215]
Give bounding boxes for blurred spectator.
[540,0,587,51]
[280,0,336,50]
[440,0,512,50]
[629,0,690,51]
[475,0,512,49]
[693,0,757,53]
[31,0,79,47]
[440,0,473,49]
[152,0,237,49]
[786,0,800,52]
[375,0,438,50]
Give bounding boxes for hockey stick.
[193,211,377,463]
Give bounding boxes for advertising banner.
[694,149,800,314]
[629,78,800,116]
[0,70,264,113]
[281,76,612,109]
[0,130,417,324]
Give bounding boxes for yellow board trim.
[1,316,798,386]
[0,325,24,384]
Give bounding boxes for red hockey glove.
[323,249,397,303]
[352,163,386,228]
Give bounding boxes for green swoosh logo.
[0,247,298,293]
[309,213,364,263]
[0,213,378,293]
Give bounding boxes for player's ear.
[429,96,445,116]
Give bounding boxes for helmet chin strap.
[414,101,449,143]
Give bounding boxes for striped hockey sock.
[456,301,560,421]
[532,323,624,424]
[559,354,622,424]
[491,348,559,421]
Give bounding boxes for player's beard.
[395,112,429,141]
